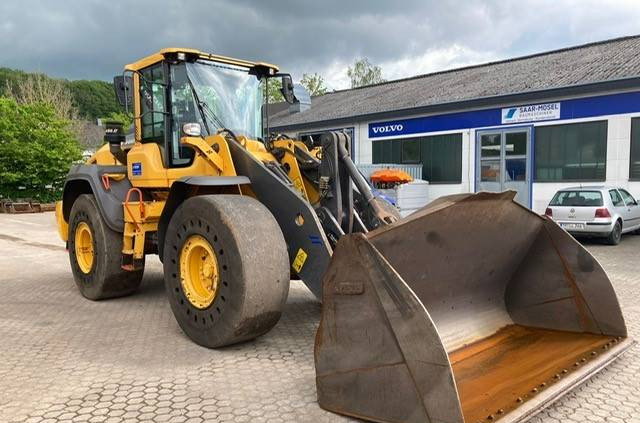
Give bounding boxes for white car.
[545,186,640,245]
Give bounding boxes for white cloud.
[303,0,640,92]
[324,45,504,90]
[1,0,640,85]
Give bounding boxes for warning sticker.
[292,248,308,273]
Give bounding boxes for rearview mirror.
[113,75,133,109]
[280,74,295,104]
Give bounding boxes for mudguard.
[62,164,131,232]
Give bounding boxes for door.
[618,188,640,230]
[476,128,531,207]
[608,189,627,228]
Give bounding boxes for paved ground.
[0,212,638,423]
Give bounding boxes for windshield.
[549,190,603,207]
[185,60,264,139]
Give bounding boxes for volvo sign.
[370,123,404,135]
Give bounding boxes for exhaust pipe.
[315,191,632,423]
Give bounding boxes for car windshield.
[549,190,603,207]
[185,60,263,139]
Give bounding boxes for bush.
[0,97,81,202]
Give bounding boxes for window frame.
[630,117,640,181]
[372,133,462,184]
[618,188,638,206]
[401,138,421,164]
[534,120,608,183]
[549,190,603,207]
[609,189,624,207]
[138,62,170,147]
[167,62,200,168]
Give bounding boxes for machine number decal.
[292,248,308,273]
[132,162,142,176]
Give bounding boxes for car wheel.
[605,220,622,245]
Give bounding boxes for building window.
[401,139,420,163]
[630,118,640,180]
[534,121,607,182]
[372,133,462,183]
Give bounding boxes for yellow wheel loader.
[55,48,632,423]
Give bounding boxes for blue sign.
[369,91,640,138]
[132,162,142,176]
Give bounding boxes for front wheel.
[163,195,290,348]
[605,220,622,245]
[68,194,144,299]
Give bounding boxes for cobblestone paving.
[0,212,638,423]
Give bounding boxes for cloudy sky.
[1,0,640,90]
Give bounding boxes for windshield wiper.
[200,100,227,132]
[185,76,227,135]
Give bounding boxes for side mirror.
[280,74,295,104]
[113,75,133,108]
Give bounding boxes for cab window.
[169,63,199,166]
[139,64,166,144]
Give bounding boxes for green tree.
[68,79,121,120]
[300,73,327,96]
[347,58,385,88]
[0,97,81,202]
[0,68,123,121]
[5,71,77,120]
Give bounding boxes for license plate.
[561,223,585,230]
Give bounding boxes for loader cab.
[136,59,197,168]
[115,48,286,171]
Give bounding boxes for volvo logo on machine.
[371,123,404,135]
[501,102,560,124]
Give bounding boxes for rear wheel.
[163,195,290,348]
[605,220,622,245]
[68,194,145,299]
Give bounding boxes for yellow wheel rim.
[179,234,219,309]
[75,222,94,273]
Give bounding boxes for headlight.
[182,123,202,137]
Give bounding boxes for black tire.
[163,195,290,348]
[68,194,144,299]
[606,220,622,245]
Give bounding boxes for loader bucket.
[315,191,632,423]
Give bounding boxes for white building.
[270,36,640,212]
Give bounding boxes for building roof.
[271,35,640,130]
